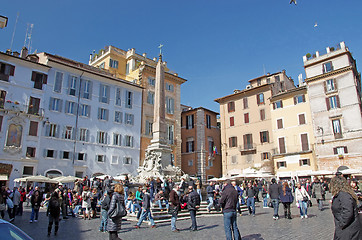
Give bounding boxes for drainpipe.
[72,71,84,165]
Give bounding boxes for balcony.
[1,100,44,117]
[272,145,312,157]
[239,143,256,155]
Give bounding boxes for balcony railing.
[272,145,312,156]
[239,143,256,155]
[1,101,44,117]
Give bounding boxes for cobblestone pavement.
[7,200,335,240]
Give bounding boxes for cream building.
[215,71,295,177]
[270,86,317,178]
[88,46,186,167]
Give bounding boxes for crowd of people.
[0,174,361,239]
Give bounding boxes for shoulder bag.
[109,199,127,218]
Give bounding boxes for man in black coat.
[244,182,258,216]
[269,178,281,220]
[219,180,241,240]
[186,186,200,231]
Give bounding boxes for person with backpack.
[47,192,60,236]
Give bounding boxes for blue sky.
[1,0,362,112]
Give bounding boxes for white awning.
[0,175,8,181]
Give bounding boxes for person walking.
[244,182,257,216]
[312,177,325,211]
[18,187,26,216]
[330,175,361,240]
[169,184,180,232]
[261,184,269,208]
[134,187,156,229]
[206,182,215,212]
[99,191,111,232]
[107,184,125,240]
[294,182,310,219]
[280,182,293,219]
[219,180,241,240]
[12,187,21,220]
[186,186,201,231]
[47,192,60,236]
[269,178,280,220]
[30,186,42,223]
[231,181,243,214]
[82,186,91,220]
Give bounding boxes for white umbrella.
[339,168,362,175]
[54,176,81,183]
[94,174,111,180]
[13,177,28,182]
[24,175,58,183]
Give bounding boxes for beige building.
[270,86,317,178]
[303,42,362,171]
[215,71,295,177]
[88,46,186,167]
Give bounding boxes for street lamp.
[0,15,8,29]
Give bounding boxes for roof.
[270,85,307,101]
[181,106,219,115]
[248,71,282,83]
[214,83,271,103]
[0,51,51,69]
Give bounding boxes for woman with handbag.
[295,182,310,219]
[107,184,125,240]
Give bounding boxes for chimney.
[5,49,12,55]
[13,52,20,57]
[20,47,28,58]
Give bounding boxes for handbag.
[268,201,273,208]
[6,198,14,209]
[109,199,127,218]
[303,196,309,202]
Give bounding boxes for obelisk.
[146,46,172,168]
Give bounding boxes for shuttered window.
[298,114,306,125]
[301,133,309,151]
[278,137,286,154]
[277,119,283,129]
[260,109,265,121]
[227,101,235,112]
[230,116,234,127]
[29,121,38,136]
[244,113,249,124]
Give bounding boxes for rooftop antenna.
[9,12,19,52]
[24,23,34,52]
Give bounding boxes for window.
[147,91,154,105]
[227,101,235,112]
[111,156,118,165]
[277,161,287,169]
[65,101,77,115]
[277,119,283,129]
[54,72,63,93]
[109,59,118,68]
[323,62,333,73]
[243,98,248,109]
[208,139,214,154]
[229,137,237,148]
[114,111,122,123]
[23,166,34,175]
[80,104,90,117]
[26,147,36,158]
[99,62,105,69]
[266,78,270,84]
[186,115,194,129]
[82,80,92,99]
[294,95,306,104]
[115,88,122,106]
[46,149,56,158]
[125,113,134,125]
[29,121,38,136]
[231,156,237,164]
[99,84,110,104]
[326,95,340,110]
[68,76,78,96]
[126,62,130,75]
[206,114,211,129]
[0,90,6,109]
[186,139,195,152]
[124,135,133,147]
[244,113,249,124]
[96,155,105,163]
[47,124,58,137]
[78,153,85,161]
[260,131,269,143]
[243,134,253,149]
[125,91,133,109]
[166,97,174,114]
[31,71,47,90]
[145,120,153,136]
[0,62,15,81]
[257,79,261,86]
[97,131,107,144]
[64,126,73,140]
[257,93,265,105]
[278,137,286,154]
[148,77,155,86]
[62,151,70,160]
[188,160,193,167]
[260,109,265,121]
[332,119,342,139]
[166,83,174,92]
[123,157,132,165]
[325,79,336,93]
[98,108,109,121]
[113,133,122,146]
[261,152,270,160]
[301,133,309,151]
[208,159,213,167]
[49,98,62,112]
[230,117,235,127]
[79,128,88,142]
[167,124,174,144]
[273,100,283,109]
[0,115,3,131]
[334,146,348,155]
[28,97,40,115]
[299,159,310,166]
[298,114,306,125]
[75,171,84,178]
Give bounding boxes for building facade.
[88,46,186,167]
[303,42,362,171]
[0,50,142,187]
[215,71,295,177]
[181,106,222,182]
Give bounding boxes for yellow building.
[88,46,186,167]
[270,86,317,178]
